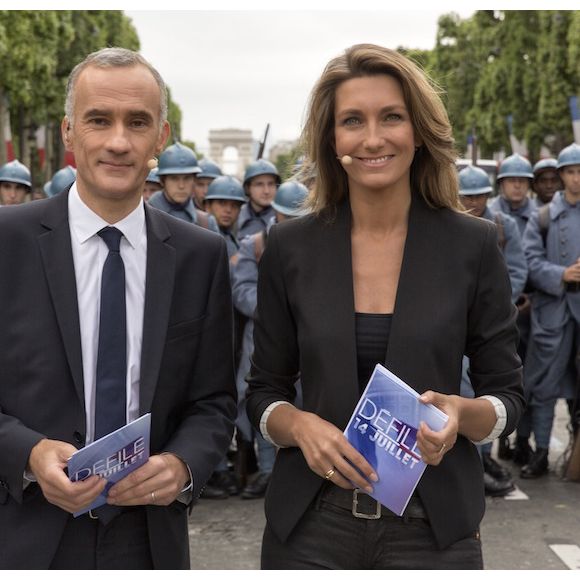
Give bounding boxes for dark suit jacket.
[247,194,524,550]
[0,190,237,569]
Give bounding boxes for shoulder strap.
[196,210,210,230]
[538,204,550,247]
[494,213,506,250]
[253,230,268,263]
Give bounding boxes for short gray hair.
[64,47,168,127]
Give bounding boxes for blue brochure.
[344,364,448,516]
[67,413,151,517]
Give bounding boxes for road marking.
[550,544,580,569]
[504,485,529,500]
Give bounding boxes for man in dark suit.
[0,47,236,569]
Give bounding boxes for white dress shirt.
[68,183,147,444]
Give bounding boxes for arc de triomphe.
[208,128,254,179]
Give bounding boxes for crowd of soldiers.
[1,140,579,502]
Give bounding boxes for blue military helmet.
[271,180,309,217]
[157,142,201,176]
[43,165,76,197]
[557,142,580,170]
[0,159,32,188]
[204,175,246,203]
[533,158,558,175]
[497,153,533,180]
[458,165,493,196]
[197,159,223,180]
[243,159,281,187]
[146,167,161,184]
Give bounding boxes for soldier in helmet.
[489,153,536,237]
[204,175,245,261]
[193,159,223,211]
[0,160,32,206]
[458,165,527,496]
[43,165,77,198]
[232,180,308,500]
[532,158,562,207]
[237,159,281,240]
[142,167,161,202]
[518,142,580,478]
[149,142,219,232]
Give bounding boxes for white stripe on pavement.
[504,485,529,500]
[550,544,580,569]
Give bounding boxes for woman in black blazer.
[246,44,524,570]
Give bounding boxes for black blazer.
[247,194,524,550]
[0,190,237,569]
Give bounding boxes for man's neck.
[77,188,141,224]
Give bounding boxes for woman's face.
[333,74,419,195]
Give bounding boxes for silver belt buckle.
[88,509,99,520]
[352,488,381,520]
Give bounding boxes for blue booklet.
[67,413,151,517]
[344,364,448,516]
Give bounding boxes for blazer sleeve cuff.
[260,401,295,447]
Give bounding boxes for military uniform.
[148,190,219,233]
[236,203,276,240]
[519,191,580,455]
[488,195,537,238]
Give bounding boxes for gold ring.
[439,443,447,454]
[324,468,336,480]
[151,490,156,504]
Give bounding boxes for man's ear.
[156,120,170,154]
[61,117,73,151]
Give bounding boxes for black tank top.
[355,312,393,394]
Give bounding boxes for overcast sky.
[125,10,476,157]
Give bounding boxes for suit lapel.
[139,207,175,413]
[386,193,431,380]
[38,191,85,404]
[323,201,361,423]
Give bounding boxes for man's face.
[459,193,488,218]
[62,64,169,208]
[533,169,561,204]
[0,182,28,205]
[162,174,195,205]
[500,177,530,208]
[247,174,277,211]
[142,181,160,202]
[207,199,242,229]
[193,176,213,208]
[560,165,580,200]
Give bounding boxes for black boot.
[484,472,515,497]
[214,469,240,496]
[520,448,549,479]
[513,436,533,466]
[482,453,512,481]
[240,471,271,500]
[497,436,513,460]
[200,472,229,499]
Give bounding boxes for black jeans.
[262,488,483,570]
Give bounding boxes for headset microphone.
[337,155,353,166]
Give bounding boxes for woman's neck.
[349,185,411,234]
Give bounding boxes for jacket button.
[73,431,84,444]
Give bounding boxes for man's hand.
[106,453,189,507]
[563,259,580,283]
[28,438,106,513]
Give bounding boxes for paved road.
[188,400,580,570]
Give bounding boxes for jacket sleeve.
[502,215,528,301]
[231,236,259,319]
[246,226,300,431]
[465,223,525,437]
[523,210,565,296]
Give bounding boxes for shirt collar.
[68,182,145,249]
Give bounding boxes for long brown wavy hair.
[301,44,460,215]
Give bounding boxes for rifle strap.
[538,204,550,247]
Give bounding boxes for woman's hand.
[416,391,460,466]
[291,410,378,492]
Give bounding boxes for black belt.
[317,483,428,521]
[565,282,580,293]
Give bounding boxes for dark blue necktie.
[95,227,127,440]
